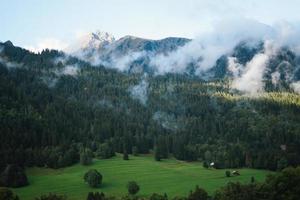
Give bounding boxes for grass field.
[13,154,271,200]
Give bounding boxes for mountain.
[80,32,115,55]
[68,32,300,94]
[69,31,115,62]
[109,35,191,55]
[1,38,300,172]
[5,30,300,94]
[70,31,191,73]
[73,31,190,56]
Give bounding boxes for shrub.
[187,185,208,200]
[225,171,231,177]
[84,169,102,188]
[132,146,138,156]
[214,182,258,200]
[95,143,115,159]
[0,164,28,188]
[154,146,161,161]
[80,148,93,165]
[0,187,19,200]
[171,196,186,200]
[263,167,300,200]
[121,195,139,200]
[149,193,168,200]
[87,192,105,200]
[127,181,140,195]
[277,158,288,171]
[123,151,129,160]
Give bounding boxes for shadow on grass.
[99,182,114,189]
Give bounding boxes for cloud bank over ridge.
[20,19,300,95]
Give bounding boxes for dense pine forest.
[1,40,300,175]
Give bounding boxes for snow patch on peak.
[80,31,115,49]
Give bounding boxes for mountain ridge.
[2,35,300,95]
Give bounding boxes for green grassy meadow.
[13,155,271,200]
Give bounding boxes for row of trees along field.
[0,41,300,176]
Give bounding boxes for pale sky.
[1,0,300,50]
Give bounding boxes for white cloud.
[152,111,179,130]
[227,57,243,78]
[54,63,79,77]
[111,51,146,72]
[291,81,300,94]
[271,71,281,85]
[129,76,149,105]
[231,40,278,94]
[0,46,22,68]
[0,56,22,68]
[17,19,300,95]
[25,38,68,53]
[150,18,274,75]
[61,65,79,76]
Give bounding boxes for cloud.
[0,47,22,68]
[111,51,146,72]
[25,38,68,53]
[18,19,300,96]
[227,57,243,78]
[291,81,300,94]
[61,65,79,76]
[231,40,278,94]
[272,21,300,53]
[152,111,179,130]
[51,55,79,76]
[97,99,114,108]
[149,18,274,75]
[60,19,274,75]
[53,56,80,77]
[148,19,300,94]
[0,57,22,68]
[271,71,281,85]
[41,76,58,88]
[150,41,202,74]
[129,75,149,105]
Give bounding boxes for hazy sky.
[1,0,300,50]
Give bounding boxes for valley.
[1,2,300,198]
[13,154,270,200]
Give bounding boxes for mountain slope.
[1,40,300,172]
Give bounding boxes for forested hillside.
[1,40,300,173]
